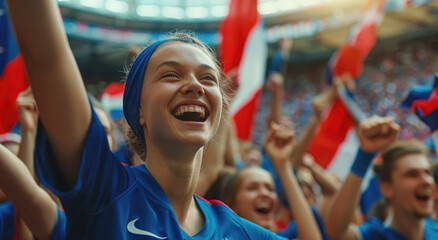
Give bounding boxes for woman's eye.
[162,72,178,79]
[200,74,217,83]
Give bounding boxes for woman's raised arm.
[6,0,91,187]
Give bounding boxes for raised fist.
[358,116,400,153]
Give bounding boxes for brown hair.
[124,32,232,160]
[220,166,269,207]
[373,139,428,182]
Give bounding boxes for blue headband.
[123,39,170,142]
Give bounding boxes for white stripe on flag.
[231,17,267,115]
[101,93,123,111]
[328,128,360,180]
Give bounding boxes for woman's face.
[231,167,279,230]
[139,41,222,150]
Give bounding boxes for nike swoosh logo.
[127,218,167,239]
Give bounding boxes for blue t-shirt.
[359,217,438,240]
[277,207,330,240]
[0,201,15,240]
[35,108,287,240]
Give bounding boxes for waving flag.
[307,0,385,217]
[401,74,438,132]
[315,0,385,216]
[100,82,125,121]
[402,73,438,153]
[308,0,385,177]
[0,0,29,136]
[219,0,267,140]
[410,74,438,132]
[401,85,432,109]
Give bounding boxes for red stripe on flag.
[233,88,263,140]
[412,89,438,116]
[219,0,259,76]
[310,0,384,168]
[0,54,29,134]
[350,24,377,57]
[100,82,125,97]
[308,99,356,168]
[220,0,266,141]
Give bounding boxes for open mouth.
[172,104,208,122]
[415,193,431,202]
[254,201,272,215]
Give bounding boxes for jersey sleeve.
[237,217,288,240]
[49,205,66,240]
[358,217,385,240]
[277,206,328,239]
[34,105,136,214]
[0,202,15,240]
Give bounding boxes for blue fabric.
[35,106,286,240]
[0,201,15,240]
[268,51,283,74]
[359,217,438,240]
[0,0,20,76]
[113,143,133,166]
[350,149,376,178]
[401,86,432,109]
[360,173,383,216]
[416,107,438,132]
[123,39,170,142]
[52,204,67,240]
[0,200,65,240]
[277,207,330,240]
[402,73,438,132]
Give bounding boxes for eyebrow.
[154,60,216,72]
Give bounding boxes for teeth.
[256,202,270,209]
[174,104,206,118]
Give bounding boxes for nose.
[259,187,271,197]
[181,75,205,96]
[421,171,435,186]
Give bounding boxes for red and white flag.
[219,0,267,141]
[100,82,125,121]
[308,0,385,179]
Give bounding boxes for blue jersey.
[0,201,15,240]
[35,108,287,240]
[359,217,438,240]
[277,207,330,240]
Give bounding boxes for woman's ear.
[139,109,146,126]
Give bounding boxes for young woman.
[221,123,322,240]
[6,0,289,239]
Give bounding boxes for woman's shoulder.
[195,196,286,239]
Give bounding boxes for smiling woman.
[5,0,288,238]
